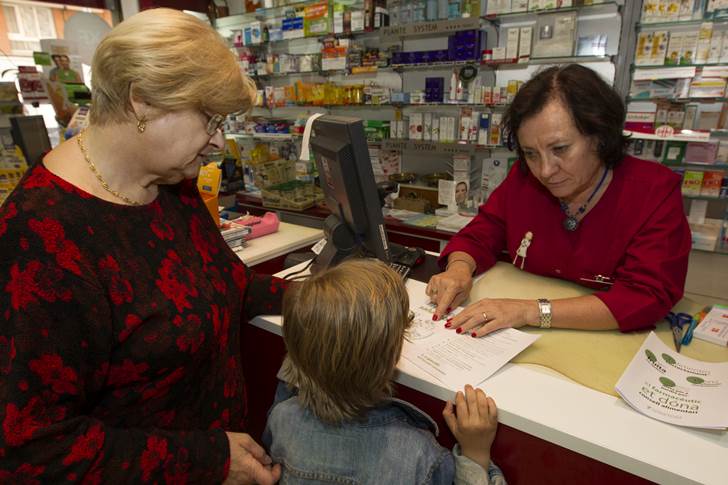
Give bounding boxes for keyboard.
[388,262,411,280]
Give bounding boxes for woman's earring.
[136,116,147,134]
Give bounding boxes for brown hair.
[89,8,256,125]
[280,259,411,423]
[502,64,628,168]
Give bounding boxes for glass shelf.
[632,62,728,70]
[481,1,619,22]
[692,246,728,256]
[663,162,728,170]
[637,18,728,30]
[226,132,300,141]
[252,101,509,110]
[389,60,481,72]
[491,55,612,68]
[627,96,727,104]
[682,194,728,201]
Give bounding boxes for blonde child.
[263,259,506,484]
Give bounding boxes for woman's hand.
[447,298,539,337]
[224,432,281,485]
[443,385,498,470]
[426,263,474,320]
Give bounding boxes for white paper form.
[615,332,728,430]
[402,279,540,391]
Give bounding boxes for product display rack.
[218,0,626,236]
[626,3,728,255]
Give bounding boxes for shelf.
[482,1,619,22]
[252,102,509,111]
[226,132,300,141]
[489,55,612,68]
[663,162,728,170]
[624,130,714,143]
[390,60,482,72]
[627,96,727,104]
[682,194,728,201]
[692,246,728,256]
[637,18,728,30]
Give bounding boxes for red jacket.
[440,156,692,332]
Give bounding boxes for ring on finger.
[482,312,488,322]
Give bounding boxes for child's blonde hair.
[90,8,256,125]
[280,259,411,423]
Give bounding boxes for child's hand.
[442,384,498,470]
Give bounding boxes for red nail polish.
[444,322,451,328]
[446,307,452,313]
[471,332,477,338]
[456,328,463,334]
[432,314,439,321]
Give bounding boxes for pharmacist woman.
[0,9,282,485]
[427,64,691,337]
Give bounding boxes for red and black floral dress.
[0,163,288,483]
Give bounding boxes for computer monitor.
[10,115,51,166]
[309,115,392,271]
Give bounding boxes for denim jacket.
[263,381,506,485]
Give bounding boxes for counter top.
[252,260,728,485]
[233,221,322,267]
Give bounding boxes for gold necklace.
[77,129,143,206]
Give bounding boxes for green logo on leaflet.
[687,376,705,385]
[659,377,676,388]
[645,349,657,362]
[661,353,676,365]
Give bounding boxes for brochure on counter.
[401,280,540,391]
[615,332,728,430]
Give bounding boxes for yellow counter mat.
[468,263,728,397]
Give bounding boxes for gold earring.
[137,116,147,134]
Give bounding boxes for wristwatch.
[537,299,552,329]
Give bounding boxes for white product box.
[708,32,724,63]
[519,27,533,62]
[696,22,714,64]
[506,28,520,60]
[682,30,699,64]
[492,46,506,61]
[511,0,529,13]
[423,113,432,141]
[351,11,364,32]
[721,31,728,63]
[694,304,728,346]
[409,113,423,140]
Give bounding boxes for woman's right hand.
[224,432,281,485]
[426,261,474,320]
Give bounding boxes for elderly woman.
[428,64,691,337]
[0,9,282,484]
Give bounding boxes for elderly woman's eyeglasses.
[205,113,226,136]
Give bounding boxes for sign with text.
[380,17,480,39]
